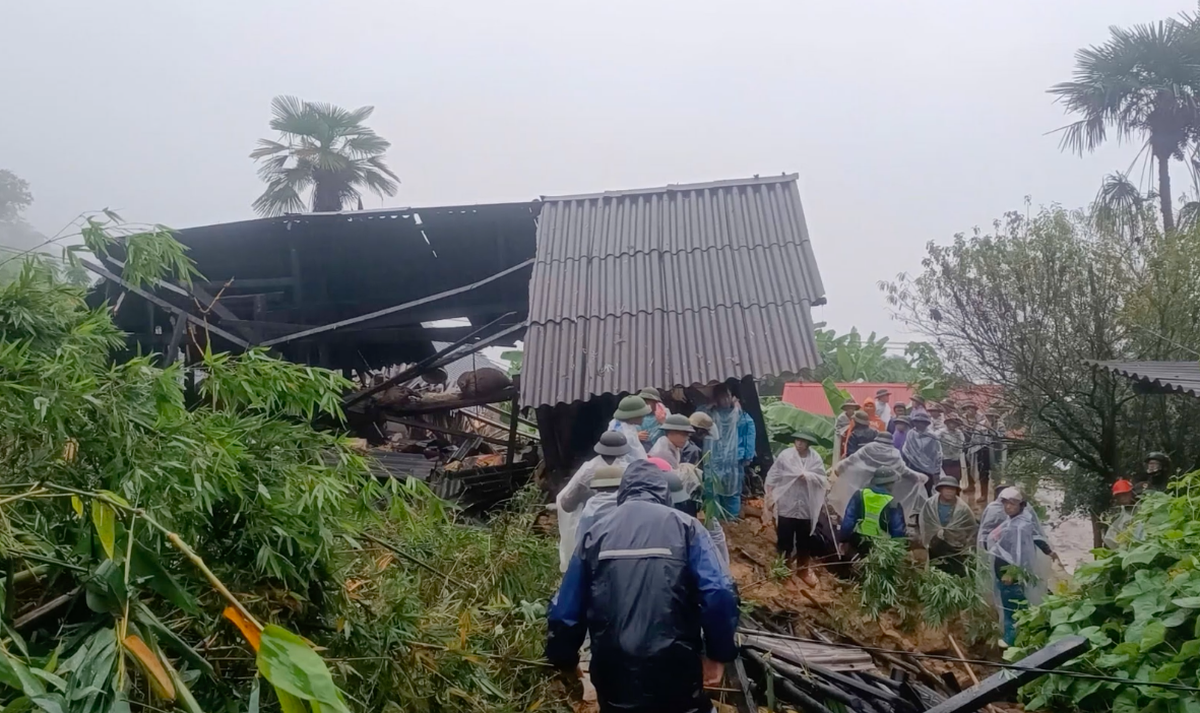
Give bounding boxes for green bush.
[1009,471,1200,712]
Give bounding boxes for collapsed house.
[93,173,827,503]
[522,175,827,479]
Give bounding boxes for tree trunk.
[1157,150,1175,234]
[311,173,343,213]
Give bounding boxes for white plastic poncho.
[555,454,633,572]
[831,441,929,523]
[1102,506,1138,550]
[977,499,1047,550]
[918,495,978,550]
[648,436,682,468]
[609,421,649,460]
[763,447,828,535]
[676,463,703,501]
[700,404,744,499]
[986,509,1051,609]
[902,429,943,476]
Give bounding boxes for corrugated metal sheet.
[522,175,826,407]
[1085,360,1200,398]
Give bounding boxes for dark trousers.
[776,517,818,559]
[928,537,968,577]
[972,449,991,496]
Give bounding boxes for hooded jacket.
[547,461,739,713]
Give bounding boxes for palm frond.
[252,96,400,216]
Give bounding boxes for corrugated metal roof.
[522,175,826,407]
[1085,360,1200,398]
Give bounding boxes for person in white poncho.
[918,476,977,576]
[554,432,636,572]
[986,488,1061,645]
[764,430,828,586]
[832,432,929,528]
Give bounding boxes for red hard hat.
[1112,479,1133,495]
[646,457,672,472]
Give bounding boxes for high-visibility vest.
[854,490,894,538]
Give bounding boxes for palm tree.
[251,96,400,217]
[1049,20,1200,233]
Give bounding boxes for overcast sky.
[1,0,1193,342]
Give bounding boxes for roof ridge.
[540,174,799,202]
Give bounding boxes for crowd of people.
[543,385,1168,712]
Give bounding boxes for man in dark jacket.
[547,460,739,713]
[842,410,878,459]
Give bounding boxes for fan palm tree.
[1049,20,1200,233]
[251,95,400,217]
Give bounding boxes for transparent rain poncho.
[977,499,1047,550]
[764,447,828,534]
[831,441,929,523]
[986,509,1051,612]
[702,405,744,499]
[555,454,634,572]
[918,495,978,550]
[610,421,649,461]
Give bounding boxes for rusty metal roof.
[521,175,826,407]
[1085,360,1200,398]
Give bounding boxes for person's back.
[547,461,738,713]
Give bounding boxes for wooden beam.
[162,315,188,367]
[481,403,538,429]
[505,393,520,466]
[387,387,518,416]
[924,636,1088,713]
[382,416,512,447]
[81,259,251,349]
[260,259,533,347]
[343,317,520,408]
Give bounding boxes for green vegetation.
[251,96,400,217]
[1009,470,1200,712]
[852,538,997,646]
[0,222,565,712]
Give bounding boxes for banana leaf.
[762,402,835,449]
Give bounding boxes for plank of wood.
[923,636,1089,713]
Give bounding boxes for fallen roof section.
[1085,359,1200,398]
[521,174,826,407]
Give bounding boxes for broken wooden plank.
[261,259,532,347]
[742,634,875,672]
[923,636,1088,713]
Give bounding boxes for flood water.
[1037,484,1095,574]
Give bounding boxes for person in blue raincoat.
[637,387,670,445]
[547,460,739,713]
[699,384,756,519]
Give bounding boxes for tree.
[882,202,1200,534]
[798,324,951,398]
[251,95,400,217]
[0,168,33,222]
[1049,19,1200,233]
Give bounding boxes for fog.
[0,0,1191,337]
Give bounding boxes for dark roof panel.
[522,175,825,407]
[1085,360,1200,398]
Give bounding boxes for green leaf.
[1173,596,1200,608]
[129,542,197,613]
[1140,620,1167,652]
[256,625,349,713]
[248,678,261,713]
[133,604,214,678]
[1176,639,1200,660]
[91,502,116,561]
[274,689,305,713]
[1121,543,1162,567]
[1153,662,1183,682]
[1112,689,1139,713]
[763,402,835,449]
[1162,608,1191,628]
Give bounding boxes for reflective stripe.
[598,547,672,560]
[855,490,894,538]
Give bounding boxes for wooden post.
[505,393,520,467]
